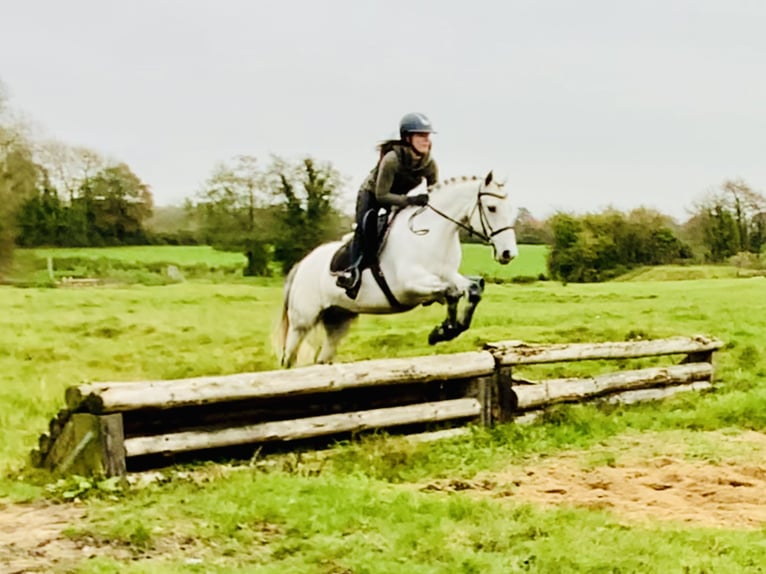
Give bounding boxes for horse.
[273,170,518,367]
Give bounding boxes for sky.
[2,0,765,220]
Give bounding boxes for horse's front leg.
[458,275,485,330]
[400,270,479,344]
[427,275,485,345]
[401,273,454,302]
[427,284,464,344]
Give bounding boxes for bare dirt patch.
[423,430,766,529]
[0,500,97,573]
[0,493,280,573]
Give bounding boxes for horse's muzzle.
[498,250,515,264]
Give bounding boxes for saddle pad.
[329,239,352,273]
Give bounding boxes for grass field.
[28,245,249,267]
[2,245,766,572]
[460,243,548,280]
[16,243,550,284]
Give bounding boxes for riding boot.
[335,226,364,297]
[337,193,376,298]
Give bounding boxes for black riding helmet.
[399,112,436,139]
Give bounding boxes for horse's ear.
[484,171,493,186]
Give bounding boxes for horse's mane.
[428,176,479,192]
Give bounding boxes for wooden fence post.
[42,413,126,477]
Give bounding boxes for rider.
[335,112,439,294]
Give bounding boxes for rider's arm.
[374,151,409,208]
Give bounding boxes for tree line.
[0,80,350,276]
[2,79,765,282]
[543,179,766,282]
[190,154,348,275]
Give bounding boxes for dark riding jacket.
[357,143,439,214]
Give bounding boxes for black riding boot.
[335,226,364,296]
[337,192,376,298]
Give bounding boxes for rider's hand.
[407,193,429,207]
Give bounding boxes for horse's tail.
[272,262,299,365]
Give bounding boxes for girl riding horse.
[335,112,439,297]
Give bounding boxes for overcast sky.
[2,0,765,220]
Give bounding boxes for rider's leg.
[336,191,374,291]
[335,225,363,290]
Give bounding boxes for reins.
[408,183,514,243]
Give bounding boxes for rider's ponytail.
[376,139,403,163]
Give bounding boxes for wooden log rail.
[33,336,723,477]
[512,363,713,410]
[484,335,722,366]
[124,399,482,457]
[66,351,495,414]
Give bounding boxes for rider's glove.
[407,194,429,207]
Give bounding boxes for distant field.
[615,264,760,282]
[21,243,550,282]
[19,245,760,287]
[460,243,549,280]
[27,245,247,267]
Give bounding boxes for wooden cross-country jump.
[32,335,723,477]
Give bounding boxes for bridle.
[408,183,515,244]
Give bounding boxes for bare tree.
[35,140,105,202]
[721,179,766,252]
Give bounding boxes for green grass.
[615,264,748,282]
[71,470,766,573]
[3,246,766,571]
[9,245,259,286]
[460,243,549,281]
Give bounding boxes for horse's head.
[473,171,518,264]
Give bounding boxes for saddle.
[329,210,391,273]
[330,210,412,310]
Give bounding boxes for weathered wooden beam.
[66,352,495,414]
[513,363,713,410]
[40,413,126,477]
[513,380,713,425]
[603,380,712,405]
[124,398,482,457]
[485,336,723,366]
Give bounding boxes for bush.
[547,209,692,283]
[729,251,762,270]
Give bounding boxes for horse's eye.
[487,206,497,213]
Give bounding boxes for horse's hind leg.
[282,324,310,368]
[316,307,357,364]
